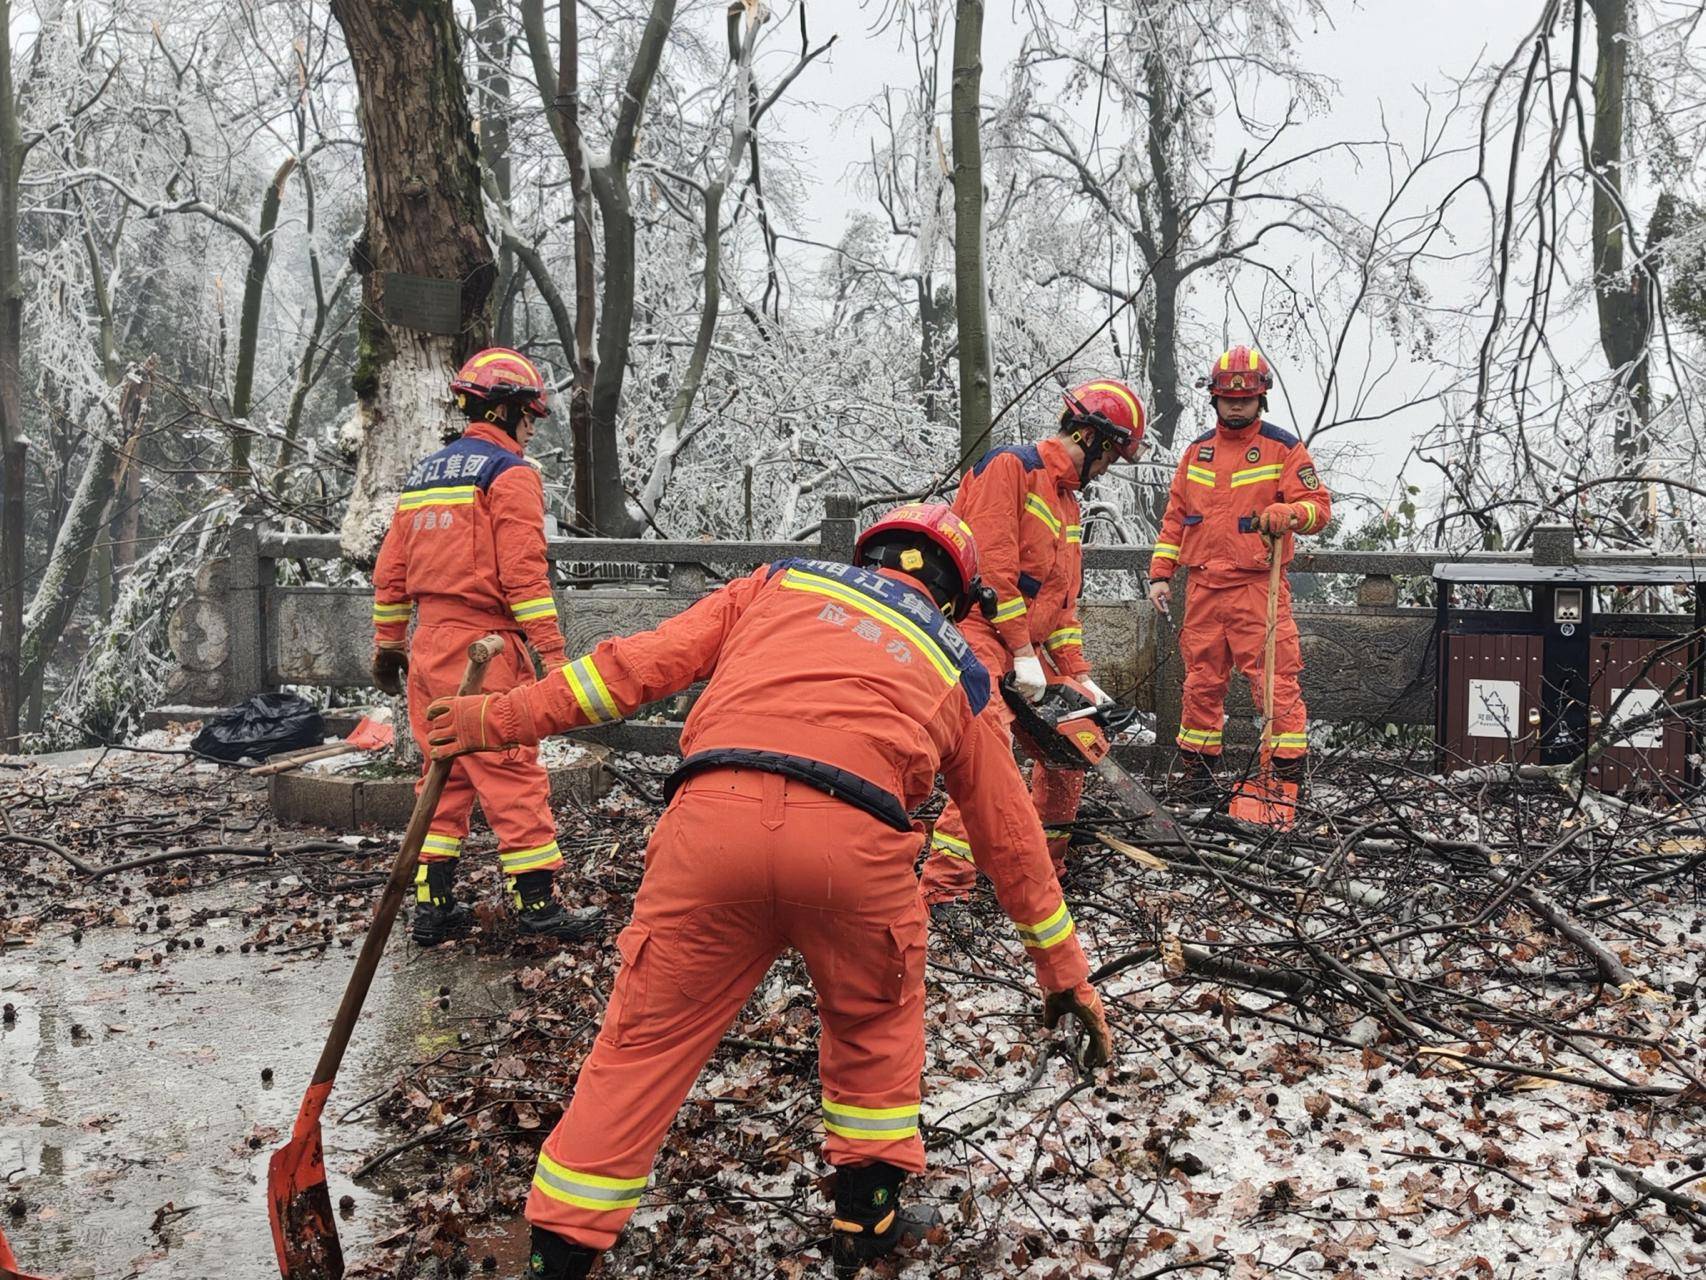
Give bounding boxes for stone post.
[226,520,269,699]
[819,492,859,563]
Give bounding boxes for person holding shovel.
[423,502,1111,1279]
[1146,345,1332,818]
[370,346,600,945]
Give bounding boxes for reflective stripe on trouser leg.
[420,832,463,864]
[499,840,562,876]
[1178,580,1234,758]
[453,744,562,877]
[918,815,979,905]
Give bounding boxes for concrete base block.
[269,758,610,831]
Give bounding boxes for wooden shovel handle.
[1261,540,1281,754]
[306,633,509,1088]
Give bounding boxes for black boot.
[1171,750,1219,808]
[830,1161,941,1277]
[511,870,603,942]
[411,860,473,946]
[523,1224,599,1279]
[1273,754,1308,793]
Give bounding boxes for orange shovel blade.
[1229,776,1297,830]
[342,717,394,753]
[266,1081,344,1280]
[0,1224,50,1280]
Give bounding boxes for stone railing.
[163,509,1702,756]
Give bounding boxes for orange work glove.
[424,693,536,758]
[1255,503,1301,536]
[372,643,408,695]
[1043,980,1112,1069]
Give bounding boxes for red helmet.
[1204,345,1274,399]
[1061,379,1146,462]
[855,502,980,619]
[449,346,551,417]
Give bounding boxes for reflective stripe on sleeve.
[991,596,1028,624]
[372,601,412,623]
[1065,523,1082,545]
[531,1152,648,1212]
[821,1097,921,1142]
[1298,501,1320,532]
[509,596,559,622]
[1015,902,1076,951]
[1044,626,1083,652]
[1152,543,1181,561]
[562,656,622,724]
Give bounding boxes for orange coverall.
[1147,419,1332,760]
[466,558,1090,1251]
[371,420,567,879]
[920,438,1089,905]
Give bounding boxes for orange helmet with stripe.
[855,501,982,620]
[1060,378,1146,463]
[450,346,551,417]
[1204,345,1274,400]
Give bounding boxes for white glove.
[1010,653,1048,702]
[1081,676,1113,707]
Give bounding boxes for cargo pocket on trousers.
[605,921,656,1048]
[884,911,927,1006]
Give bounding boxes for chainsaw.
[1001,675,1185,846]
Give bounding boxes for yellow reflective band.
[1271,733,1309,746]
[509,596,558,621]
[422,833,462,856]
[1065,524,1083,545]
[1015,902,1076,950]
[1249,346,1263,370]
[991,596,1028,623]
[1177,727,1224,746]
[372,600,411,618]
[1082,381,1140,424]
[561,655,621,724]
[1152,543,1181,560]
[532,1152,647,1212]
[469,349,543,380]
[499,841,561,873]
[822,1097,921,1141]
[1045,627,1083,651]
[1186,466,1216,488]
[397,484,478,511]
[930,831,974,862]
[780,570,958,686]
[1230,465,1283,489]
[1219,351,1232,371]
[1024,494,1063,536]
[1299,501,1320,532]
[415,864,432,903]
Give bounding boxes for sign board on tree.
[382,273,462,336]
[1607,687,1665,749]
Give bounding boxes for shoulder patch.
[1298,464,1321,491]
[1257,420,1300,449]
[971,443,1044,478]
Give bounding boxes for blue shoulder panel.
[401,436,524,494]
[1192,428,1217,445]
[970,443,1044,478]
[768,559,990,715]
[1258,420,1300,449]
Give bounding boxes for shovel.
[0,1223,49,1280]
[266,634,507,1280]
[248,715,396,777]
[1229,539,1295,828]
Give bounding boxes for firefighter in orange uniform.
[1146,345,1332,806]
[423,504,1112,1279]
[371,347,600,945]
[918,379,1146,909]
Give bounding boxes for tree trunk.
[229,158,295,493]
[470,0,516,347]
[332,0,497,562]
[950,0,991,468]
[0,0,24,748]
[1585,0,1652,530]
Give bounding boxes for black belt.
[665,749,912,833]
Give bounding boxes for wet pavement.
[1,884,521,1280]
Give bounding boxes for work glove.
[1010,651,1048,703]
[1256,503,1301,536]
[424,693,536,759]
[1043,980,1112,1070]
[1081,676,1113,708]
[372,644,408,695]
[1147,579,1172,617]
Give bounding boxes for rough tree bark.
[0,0,25,748]
[1585,0,1653,528]
[470,0,516,347]
[229,157,296,489]
[332,0,496,562]
[950,0,992,467]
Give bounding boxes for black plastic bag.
[190,693,326,763]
